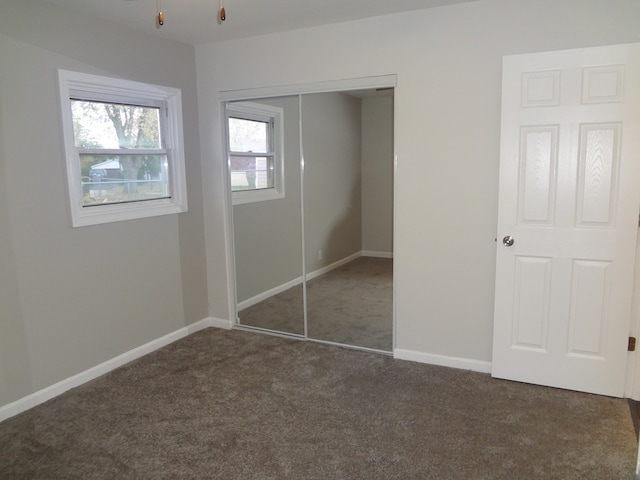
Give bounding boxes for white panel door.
[493,44,640,397]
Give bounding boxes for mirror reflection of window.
[228,116,273,191]
[226,102,284,205]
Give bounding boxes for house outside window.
[227,102,284,205]
[58,70,187,227]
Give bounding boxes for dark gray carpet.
[307,257,392,351]
[0,328,637,479]
[239,256,393,351]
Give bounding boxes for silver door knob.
[502,235,514,247]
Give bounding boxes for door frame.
[626,237,640,399]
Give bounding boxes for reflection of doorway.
[302,90,394,352]
[224,77,396,353]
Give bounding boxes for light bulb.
[157,0,164,26]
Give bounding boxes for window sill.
[232,188,284,206]
[71,199,187,227]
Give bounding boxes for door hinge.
[629,337,637,352]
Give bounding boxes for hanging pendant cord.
[155,1,228,26]
[157,0,164,25]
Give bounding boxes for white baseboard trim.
[306,251,362,281]
[237,251,364,310]
[362,250,393,259]
[209,316,234,330]
[394,348,492,374]
[0,317,229,423]
[237,276,303,311]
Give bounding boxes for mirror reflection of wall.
[228,87,394,352]
[303,91,394,351]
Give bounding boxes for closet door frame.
[220,75,397,351]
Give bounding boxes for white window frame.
[226,102,284,205]
[58,69,188,227]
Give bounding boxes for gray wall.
[303,92,362,272]
[2,0,639,409]
[197,0,640,367]
[234,92,377,303]
[0,0,207,407]
[361,95,394,255]
[232,96,303,302]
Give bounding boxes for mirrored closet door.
[230,95,305,336]
[227,85,394,352]
[302,91,393,351]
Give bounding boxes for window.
[226,102,283,205]
[58,70,187,227]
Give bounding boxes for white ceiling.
[40,0,480,46]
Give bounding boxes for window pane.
[80,154,169,206]
[230,155,274,191]
[228,117,268,153]
[71,100,161,149]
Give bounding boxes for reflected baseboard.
[238,251,363,310]
[306,252,361,282]
[237,251,393,312]
[237,276,303,311]
[362,250,393,259]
